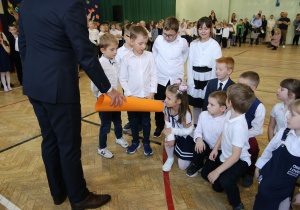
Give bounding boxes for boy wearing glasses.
[152,16,189,138]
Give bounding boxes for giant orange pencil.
[95,95,164,112]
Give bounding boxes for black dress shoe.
[53,192,68,205]
[71,193,111,210]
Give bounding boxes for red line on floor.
[0,99,29,109]
[163,145,175,210]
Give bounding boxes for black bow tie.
[109,60,115,65]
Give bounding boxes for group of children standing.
[89,15,300,210]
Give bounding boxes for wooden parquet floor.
[0,44,300,210]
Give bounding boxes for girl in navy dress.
[254,99,300,210]
[162,79,195,172]
[0,31,13,92]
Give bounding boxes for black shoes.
[153,127,163,138]
[71,193,111,210]
[186,164,202,177]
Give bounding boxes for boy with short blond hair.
[205,83,256,210]
[152,16,189,138]
[203,56,235,111]
[238,71,266,187]
[91,33,129,159]
[186,91,227,177]
[119,26,158,155]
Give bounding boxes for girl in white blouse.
[186,17,222,123]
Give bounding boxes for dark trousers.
[247,137,259,175]
[222,37,227,48]
[236,34,242,46]
[128,111,151,144]
[98,111,122,148]
[293,35,299,45]
[154,82,169,130]
[191,140,212,168]
[12,54,23,85]
[216,35,222,45]
[250,37,259,45]
[201,157,248,208]
[29,98,89,204]
[243,30,248,43]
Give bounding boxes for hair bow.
[174,79,182,85]
[179,85,187,91]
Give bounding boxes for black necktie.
[218,83,223,91]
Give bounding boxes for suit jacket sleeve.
[202,80,214,111]
[18,9,26,62]
[62,0,111,93]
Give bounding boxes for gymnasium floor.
[0,44,300,210]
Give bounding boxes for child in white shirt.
[152,16,189,138]
[88,20,99,57]
[205,83,256,210]
[268,79,300,141]
[119,26,158,156]
[254,99,300,209]
[91,34,128,159]
[186,91,226,177]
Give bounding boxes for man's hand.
[106,88,126,107]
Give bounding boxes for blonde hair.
[275,28,281,35]
[289,99,300,115]
[99,33,118,49]
[239,71,260,88]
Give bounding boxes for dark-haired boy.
[152,16,189,138]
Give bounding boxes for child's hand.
[254,167,260,181]
[166,140,175,148]
[195,138,205,154]
[208,170,220,184]
[163,128,172,136]
[209,149,218,161]
[293,193,300,205]
[145,93,154,100]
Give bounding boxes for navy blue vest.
[245,97,262,129]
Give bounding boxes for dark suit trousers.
[29,98,90,203]
[154,81,170,130]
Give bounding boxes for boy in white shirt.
[119,26,158,155]
[91,34,129,159]
[186,91,227,177]
[238,71,266,188]
[152,16,189,138]
[205,83,255,210]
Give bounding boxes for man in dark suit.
[202,57,235,112]
[18,0,125,209]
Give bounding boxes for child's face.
[8,26,18,35]
[207,97,225,117]
[111,24,116,30]
[277,86,291,101]
[287,110,300,131]
[198,23,211,40]
[116,25,122,30]
[88,22,93,29]
[163,29,178,43]
[238,78,256,91]
[105,25,109,32]
[165,90,180,108]
[239,20,243,25]
[216,63,232,82]
[130,35,148,56]
[100,25,105,32]
[101,42,118,60]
